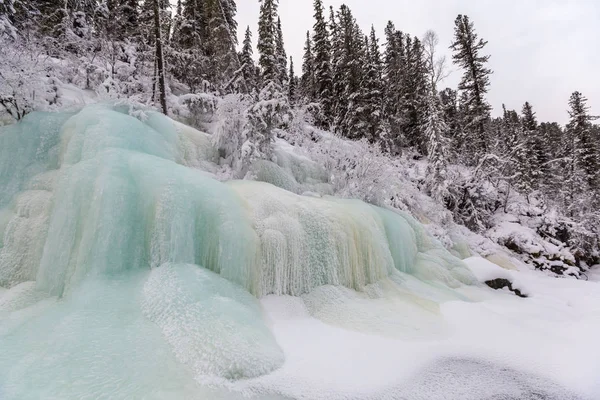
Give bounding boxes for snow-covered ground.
[227,257,600,400]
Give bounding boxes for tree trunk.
[153,0,168,114]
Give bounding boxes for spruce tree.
[382,21,404,153]
[331,4,366,139]
[240,26,257,92]
[204,0,242,91]
[450,14,492,164]
[140,0,171,46]
[563,91,599,212]
[257,0,279,85]
[361,26,384,143]
[300,30,315,102]
[439,87,461,143]
[288,56,297,104]
[425,95,450,201]
[275,16,287,86]
[502,105,530,196]
[311,0,333,127]
[402,35,429,154]
[170,0,183,45]
[521,101,546,191]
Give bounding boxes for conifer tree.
[140,0,171,46]
[300,30,315,102]
[521,101,545,191]
[220,0,237,41]
[563,91,599,212]
[361,26,384,143]
[257,0,279,85]
[288,56,297,104]
[311,0,333,127]
[331,4,366,138]
[275,16,287,86]
[439,87,460,144]
[450,14,492,163]
[204,0,242,91]
[502,105,530,196]
[425,95,450,201]
[240,25,257,92]
[116,0,139,40]
[401,36,429,153]
[382,21,404,153]
[170,0,183,44]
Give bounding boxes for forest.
[1,0,599,273]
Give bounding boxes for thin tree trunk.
[153,0,168,114]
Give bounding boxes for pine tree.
[382,21,404,153]
[450,14,492,164]
[311,0,333,127]
[425,95,450,201]
[401,35,429,154]
[521,101,546,191]
[563,91,599,213]
[360,26,384,143]
[331,4,366,139]
[177,0,203,49]
[220,0,237,41]
[240,26,257,92]
[275,16,287,86]
[300,30,315,102]
[439,87,461,143]
[204,0,242,91]
[288,56,297,104]
[170,0,183,44]
[257,0,279,85]
[115,0,139,40]
[140,0,171,46]
[502,105,530,196]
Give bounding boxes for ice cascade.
[0,105,475,398]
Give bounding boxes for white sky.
[236,0,600,124]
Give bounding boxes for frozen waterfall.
[0,105,487,399]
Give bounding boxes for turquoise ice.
[0,104,475,398]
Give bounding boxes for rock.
[485,278,527,298]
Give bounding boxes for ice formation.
[0,105,487,398]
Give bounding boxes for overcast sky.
[236,0,600,124]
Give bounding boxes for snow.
[1,106,600,400]
[463,256,529,295]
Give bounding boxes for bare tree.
[422,30,449,93]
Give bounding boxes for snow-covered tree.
[562,91,599,215]
[288,56,297,104]
[382,21,405,154]
[311,0,333,127]
[300,31,315,102]
[257,0,279,85]
[450,14,492,164]
[360,26,384,143]
[245,81,289,162]
[331,4,366,139]
[275,16,287,86]
[240,26,257,92]
[424,95,450,201]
